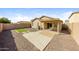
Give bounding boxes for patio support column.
[43,23,45,30]
[52,23,54,29]
[60,23,62,32]
[57,23,60,33]
[57,23,62,33]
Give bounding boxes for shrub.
[0,17,11,23]
[62,24,69,30]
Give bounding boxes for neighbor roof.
[17,21,31,24]
[31,18,40,22]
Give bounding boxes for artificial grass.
[15,29,29,33]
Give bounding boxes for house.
[17,21,31,24]
[31,16,63,32]
[17,21,31,28]
[65,20,69,24]
[68,12,79,45]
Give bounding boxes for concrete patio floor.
[23,30,58,51]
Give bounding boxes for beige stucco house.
[31,16,63,32]
[68,12,79,45]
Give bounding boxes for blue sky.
[0,8,79,22]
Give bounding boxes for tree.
[0,17,11,23]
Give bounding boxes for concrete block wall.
[0,23,31,31]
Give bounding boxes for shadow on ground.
[0,30,17,51]
[11,30,39,51]
[45,33,79,51]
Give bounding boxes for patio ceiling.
[40,19,63,23]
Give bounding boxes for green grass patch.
[15,29,29,33]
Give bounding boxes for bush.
[0,17,11,23]
[61,24,71,34]
[62,24,68,30]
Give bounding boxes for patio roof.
[40,19,63,22]
[40,16,63,23]
[31,16,63,23]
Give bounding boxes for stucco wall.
[72,23,79,39]
[69,13,79,45]
[41,22,44,29]
[69,13,79,23]
[68,23,79,45]
[32,20,41,29]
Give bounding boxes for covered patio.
[40,19,63,32]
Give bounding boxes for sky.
[0,8,79,23]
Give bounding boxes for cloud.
[32,13,59,18]
[60,11,73,20]
[36,11,73,21]
[0,13,32,23]
[9,14,32,23]
[49,11,73,22]
[0,11,73,23]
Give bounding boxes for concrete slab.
[23,30,58,51]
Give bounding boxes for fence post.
[0,23,3,32]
